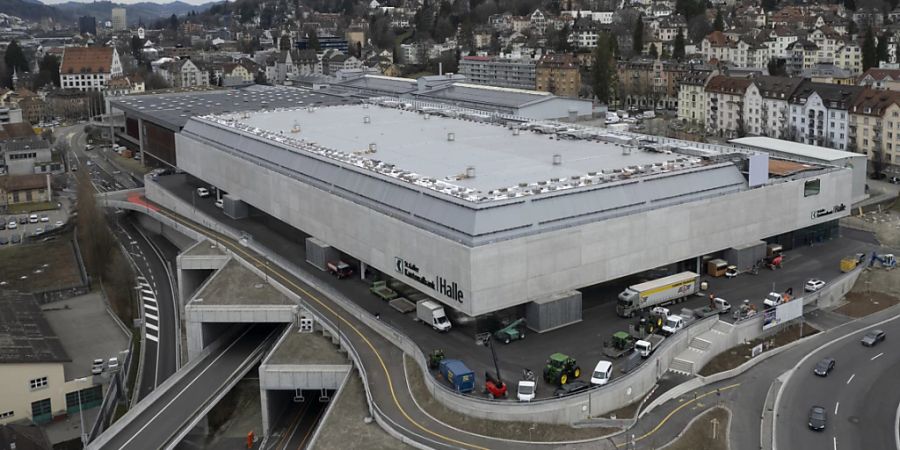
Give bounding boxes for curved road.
[776,314,900,450]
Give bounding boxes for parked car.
[215,198,224,209]
[517,380,536,402]
[18,216,26,224]
[34,227,43,235]
[91,359,105,375]
[6,221,14,230]
[10,234,20,244]
[55,220,63,228]
[196,187,210,198]
[0,236,8,245]
[107,357,119,371]
[805,279,826,292]
[39,215,49,223]
[861,330,886,347]
[553,379,591,398]
[0,222,5,230]
[28,214,38,223]
[808,406,827,430]
[590,360,614,386]
[813,357,835,376]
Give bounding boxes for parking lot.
[154,174,881,401]
[0,204,70,246]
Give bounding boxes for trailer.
[602,331,636,359]
[616,272,700,317]
[369,281,398,301]
[694,298,731,318]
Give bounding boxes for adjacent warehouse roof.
[731,136,859,162]
[0,291,69,364]
[109,85,355,131]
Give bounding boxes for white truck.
[416,300,451,332]
[661,311,694,336]
[763,292,785,308]
[616,272,700,317]
[635,334,665,358]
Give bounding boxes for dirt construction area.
[659,407,729,450]
[835,269,900,317]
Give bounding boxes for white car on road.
[804,279,826,292]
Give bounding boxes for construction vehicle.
[483,336,507,398]
[841,256,860,272]
[494,318,526,344]
[602,331,637,359]
[733,300,758,320]
[326,261,354,279]
[765,254,783,270]
[427,349,445,370]
[616,272,700,317]
[416,300,451,332]
[635,334,665,358]
[869,253,897,269]
[695,297,731,318]
[369,281,398,301]
[543,353,582,385]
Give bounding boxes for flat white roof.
[731,136,860,162]
[222,104,692,195]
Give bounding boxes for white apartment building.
[59,47,123,92]
[458,55,537,90]
[705,75,752,138]
[743,76,803,139]
[787,81,862,150]
[677,70,712,127]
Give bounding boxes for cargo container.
[438,359,475,393]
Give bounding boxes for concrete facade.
[172,124,853,317]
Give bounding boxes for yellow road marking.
[615,383,740,448]
[155,206,488,450]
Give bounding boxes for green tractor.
[494,318,526,344]
[427,349,445,370]
[543,352,581,385]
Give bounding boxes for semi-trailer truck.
[616,272,700,317]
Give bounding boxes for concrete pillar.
[187,320,204,361]
[360,261,367,280]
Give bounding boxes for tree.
[307,28,321,51]
[687,15,712,44]
[844,0,856,11]
[713,9,724,31]
[33,54,60,90]
[676,0,705,19]
[863,27,878,71]
[767,58,787,76]
[633,15,644,56]
[649,44,658,59]
[877,33,889,65]
[761,0,778,12]
[673,29,686,60]
[169,13,178,31]
[4,40,28,74]
[591,32,617,104]
[144,73,170,90]
[131,35,143,59]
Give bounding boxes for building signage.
[394,257,465,303]
[811,203,846,220]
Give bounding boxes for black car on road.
[808,406,827,431]
[813,357,835,376]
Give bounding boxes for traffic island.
[403,356,620,442]
[698,324,819,376]
[658,407,729,450]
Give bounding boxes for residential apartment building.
[619,59,686,111]
[170,59,209,88]
[858,68,900,90]
[0,291,98,426]
[677,69,713,127]
[701,31,753,67]
[535,53,580,98]
[848,89,900,176]
[458,56,536,90]
[705,75,753,138]
[59,47,123,92]
[743,76,803,139]
[786,81,862,150]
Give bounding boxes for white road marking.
[835,402,839,415]
[145,323,159,331]
[146,334,159,342]
[847,374,855,384]
[145,313,158,321]
[143,304,158,312]
[833,436,837,450]
[871,352,883,361]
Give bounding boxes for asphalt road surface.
[267,394,329,450]
[95,325,278,450]
[776,313,900,450]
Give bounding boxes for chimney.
[552,154,562,165]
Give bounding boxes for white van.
[590,360,613,386]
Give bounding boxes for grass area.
[604,391,650,419]
[404,356,619,442]
[660,407,729,450]
[6,201,58,214]
[0,236,82,292]
[698,323,819,376]
[835,291,900,317]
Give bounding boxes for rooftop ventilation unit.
[369,143,377,152]
[512,127,520,136]
[448,132,456,142]
[364,115,371,124]
[465,166,475,178]
[622,146,632,155]
[552,154,562,165]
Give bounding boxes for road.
[112,215,180,400]
[267,394,328,450]
[775,312,900,450]
[94,325,279,450]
